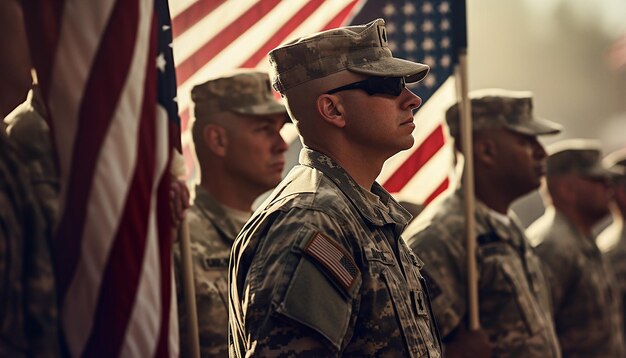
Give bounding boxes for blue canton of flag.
[351,0,467,104]
[156,0,181,151]
[352,0,467,204]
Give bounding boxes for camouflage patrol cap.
[546,139,614,179]
[446,88,562,139]
[192,69,287,119]
[268,18,430,93]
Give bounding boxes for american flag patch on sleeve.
[304,232,360,292]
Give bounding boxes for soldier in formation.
[527,140,626,357]
[229,18,443,357]
[174,69,289,357]
[407,89,562,357]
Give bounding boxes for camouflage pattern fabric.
[0,131,60,356]
[4,86,59,237]
[407,191,560,357]
[229,148,442,357]
[544,139,613,178]
[445,88,562,139]
[527,208,625,357]
[174,186,246,357]
[268,18,429,93]
[192,69,287,119]
[601,224,626,341]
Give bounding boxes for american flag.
[305,232,360,291]
[23,0,179,356]
[172,0,466,207]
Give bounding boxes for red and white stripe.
[170,0,365,181]
[23,0,176,356]
[379,77,458,205]
[170,0,455,207]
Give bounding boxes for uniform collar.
[193,185,246,241]
[450,190,523,246]
[553,208,600,256]
[299,148,412,228]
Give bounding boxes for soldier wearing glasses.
[228,19,442,357]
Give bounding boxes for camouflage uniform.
[4,85,59,236]
[407,191,560,357]
[0,131,60,356]
[527,142,625,357]
[528,208,625,357]
[174,186,247,357]
[229,149,442,357]
[599,150,626,341]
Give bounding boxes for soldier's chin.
[398,136,415,152]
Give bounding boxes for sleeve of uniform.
[534,239,579,312]
[407,225,466,338]
[242,210,362,356]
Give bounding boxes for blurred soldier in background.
[229,19,442,357]
[4,83,59,237]
[598,148,626,339]
[0,130,60,355]
[174,69,288,357]
[527,140,625,357]
[407,89,562,357]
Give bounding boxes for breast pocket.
[365,246,438,358]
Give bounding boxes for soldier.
[0,130,60,356]
[229,18,442,357]
[406,89,562,357]
[527,140,625,357]
[598,148,626,338]
[174,69,289,357]
[4,84,59,236]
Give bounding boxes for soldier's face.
[330,74,423,160]
[491,129,547,196]
[573,175,613,222]
[224,113,288,193]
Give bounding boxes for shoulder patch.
[303,232,360,292]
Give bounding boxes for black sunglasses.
[325,77,406,97]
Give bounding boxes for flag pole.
[178,218,201,358]
[455,50,479,330]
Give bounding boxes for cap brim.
[583,164,620,180]
[232,101,288,117]
[507,116,562,136]
[347,57,430,83]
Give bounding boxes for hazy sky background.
[465,0,626,226]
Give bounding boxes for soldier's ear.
[474,138,497,166]
[203,124,228,157]
[316,94,346,128]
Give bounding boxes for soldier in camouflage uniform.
[0,130,60,356]
[527,140,626,357]
[598,149,626,340]
[4,84,59,236]
[174,69,289,357]
[229,18,442,357]
[406,89,562,357]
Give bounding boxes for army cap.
[268,18,430,93]
[446,88,562,139]
[192,69,287,119]
[546,139,614,178]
